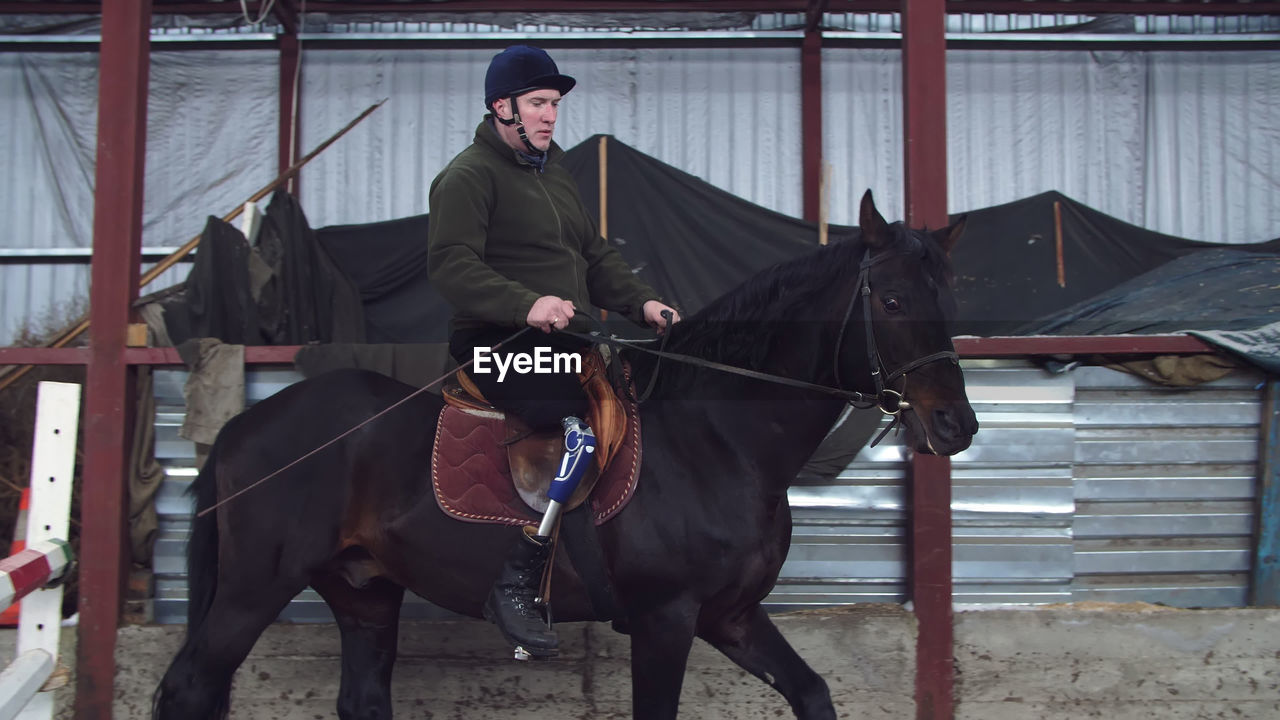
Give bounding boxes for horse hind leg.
[311,556,406,720]
[700,604,836,720]
[152,574,309,720]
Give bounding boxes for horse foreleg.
[701,604,835,720]
[627,601,699,720]
[311,572,406,720]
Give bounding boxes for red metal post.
[279,30,301,196]
[77,2,151,719]
[801,29,823,223]
[902,0,953,718]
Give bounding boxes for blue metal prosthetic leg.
[484,416,597,661]
[539,417,597,536]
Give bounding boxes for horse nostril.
[932,408,961,442]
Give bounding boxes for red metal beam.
[952,334,1214,356]
[943,1,1280,14]
[902,0,952,718]
[77,1,151,719]
[273,0,298,35]
[5,1,1278,15]
[0,336,1217,367]
[0,348,91,365]
[123,346,302,364]
[801,29,823,223]
[0,336,1218,366]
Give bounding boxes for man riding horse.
[426,45,681,658]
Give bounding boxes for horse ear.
[859,189,890,250]
[932,214,967,256]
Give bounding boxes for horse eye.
[882,296,902,313]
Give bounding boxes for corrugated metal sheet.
[770,361,1078,608]
[1071,365,1261,608]
[151,360,1265,623]
[297,46,804,228]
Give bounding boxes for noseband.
[556,242,959,427]
[833,247,960,421]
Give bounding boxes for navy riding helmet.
[484,45,577,111]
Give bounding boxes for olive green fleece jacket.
[427,118,660,334]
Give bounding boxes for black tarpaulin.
[162,192,365,346]
[314,214,451,344]
[163,135,1280,371]
[561,135,853,316]
[946,190,1279,337]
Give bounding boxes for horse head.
[846,190,978,456]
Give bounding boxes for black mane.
[626,223,953,398]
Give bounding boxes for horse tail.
[152,438,230,720]
[185,438,221,633]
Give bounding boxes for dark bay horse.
[152,191,977,720]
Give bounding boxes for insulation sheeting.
[823,47,1280,243]
[1145,51,1280,245]
[296,46,804,229]
[4,45,1279,344]
[0,49,278,344]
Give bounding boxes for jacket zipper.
[534,170,586,302]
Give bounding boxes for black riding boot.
[483,527,559,658]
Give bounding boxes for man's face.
[494,89,561,152]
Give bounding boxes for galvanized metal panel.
[152,359,1265,622]
[771,361,1078,608]
[1070,366,1265,606]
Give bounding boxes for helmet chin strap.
[494,96,542,155]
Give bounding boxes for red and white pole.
[0,382,80,720]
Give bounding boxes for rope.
[195,327,531,517]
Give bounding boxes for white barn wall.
[3,43,1278,344]
[297,46,804,228]
[1145,51,1280,244]
[821,49,906,224]
[824,47,1280,244]
[0,50,277,344]
[944,50,1149,227]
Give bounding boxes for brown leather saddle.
[431,349,641,526]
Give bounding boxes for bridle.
[833,246,960,418]
[563,241,960,434]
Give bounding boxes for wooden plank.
[0,650,54,720]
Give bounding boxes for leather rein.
[564,246,960,442]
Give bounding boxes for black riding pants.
[449,326,591,433]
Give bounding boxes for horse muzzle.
[903,402,978,456]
